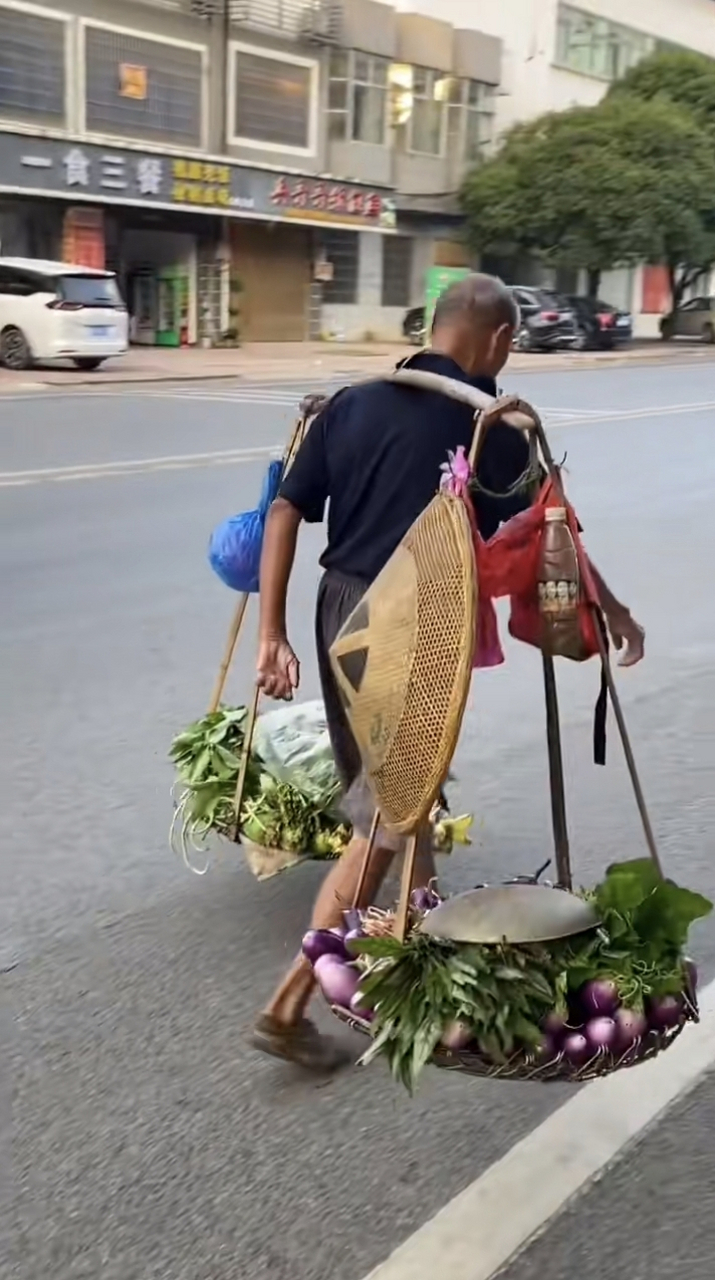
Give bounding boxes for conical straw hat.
[330,489,477,834]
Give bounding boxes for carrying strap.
[300,369,543,437]
[384,368,539,434]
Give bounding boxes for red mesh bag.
[462,476,608,764]
[507,479,601,660]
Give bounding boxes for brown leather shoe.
[251,1014,352,1072]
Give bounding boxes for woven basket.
[331,989,698,1082]
[330,489,477,834]
[240,838,305,881]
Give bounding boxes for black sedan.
[565,296,633,349]
[402,288,576,350]
[510,287,579,351]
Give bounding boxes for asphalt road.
[3,363,715,1280]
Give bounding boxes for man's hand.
[256,635,300,700]
[606,607,645,668]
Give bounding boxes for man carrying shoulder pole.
[251,274,645,1071]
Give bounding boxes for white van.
[0,258,129,371]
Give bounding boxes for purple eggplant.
[580,979,619,1019]
[648,994,683,1031]
[585,1017,617,1053]
[302,928,348,966]
[613,1008,648,1052]
[313,955,360,1009]
[563,1032,590,1066]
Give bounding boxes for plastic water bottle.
[538,508,582,658]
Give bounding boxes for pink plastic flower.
[439,445,471,496]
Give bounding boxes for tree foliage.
[607,50,715,134]
[461,92,715,305]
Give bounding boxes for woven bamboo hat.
[329,489,477,834]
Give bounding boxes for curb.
[0,346,713,393]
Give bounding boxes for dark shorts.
[315,569,414,851]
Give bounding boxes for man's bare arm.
[256,498,303,699]
[589,561,645,667]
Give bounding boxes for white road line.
[363,977,715,1280]
[2,397,714,487]
[0,443,280,488]
[147,392,312,407]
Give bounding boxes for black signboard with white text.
[0,130,396,230]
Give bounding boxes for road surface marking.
[2,398,714,487]
[363,976,715,1280]
[0,444,280,487]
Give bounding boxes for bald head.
[430,272,517,379]
[432,273,518,335]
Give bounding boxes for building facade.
[0,0,503,343]
[0,0,708,342]
[401,0,715,333]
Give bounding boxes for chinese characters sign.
[0,131,395,229]
[270,176,395,228]
[63,146,164,196]
[171,158,231,208]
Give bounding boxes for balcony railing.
[167,0,342,42]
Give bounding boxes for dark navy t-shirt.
[279,352,532,583]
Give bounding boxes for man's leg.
[253,824,435,1067]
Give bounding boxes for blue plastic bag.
[208,459,283,592]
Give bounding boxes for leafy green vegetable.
[351,861,712,1092]
[169,705,351,872]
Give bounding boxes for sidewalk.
[1,337,713,391]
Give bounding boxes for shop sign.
[269,176,396,229]
[170,158,232,208]
[0,130,395,230]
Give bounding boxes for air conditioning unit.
[190,0,221,17]
[299,1,342,45]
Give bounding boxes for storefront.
[0,129,396,345]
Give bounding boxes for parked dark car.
[403,304,426,345]
[403,285,586,352]
[510,287,578,352]
[565,296,633,349]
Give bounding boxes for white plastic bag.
[254,700,340,807]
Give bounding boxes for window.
[382,236,413,308]
[58,274,123,307]
[446,78,495,166]
[83,23,204,147]
[409,67,449,157]
[321,230,359,304]
[0,3,66,124]
[328,50,389,146]
[0,267,50,295]
[231,45,316,152]
[555,5,655,81]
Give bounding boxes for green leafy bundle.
[241,775,350,856]
[564,859,712,1010]
[353,859,711,1093]
[169,705,350,871]
[356,933,557,1093]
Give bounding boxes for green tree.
[461,94,715,308]
[608,49,715,133]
